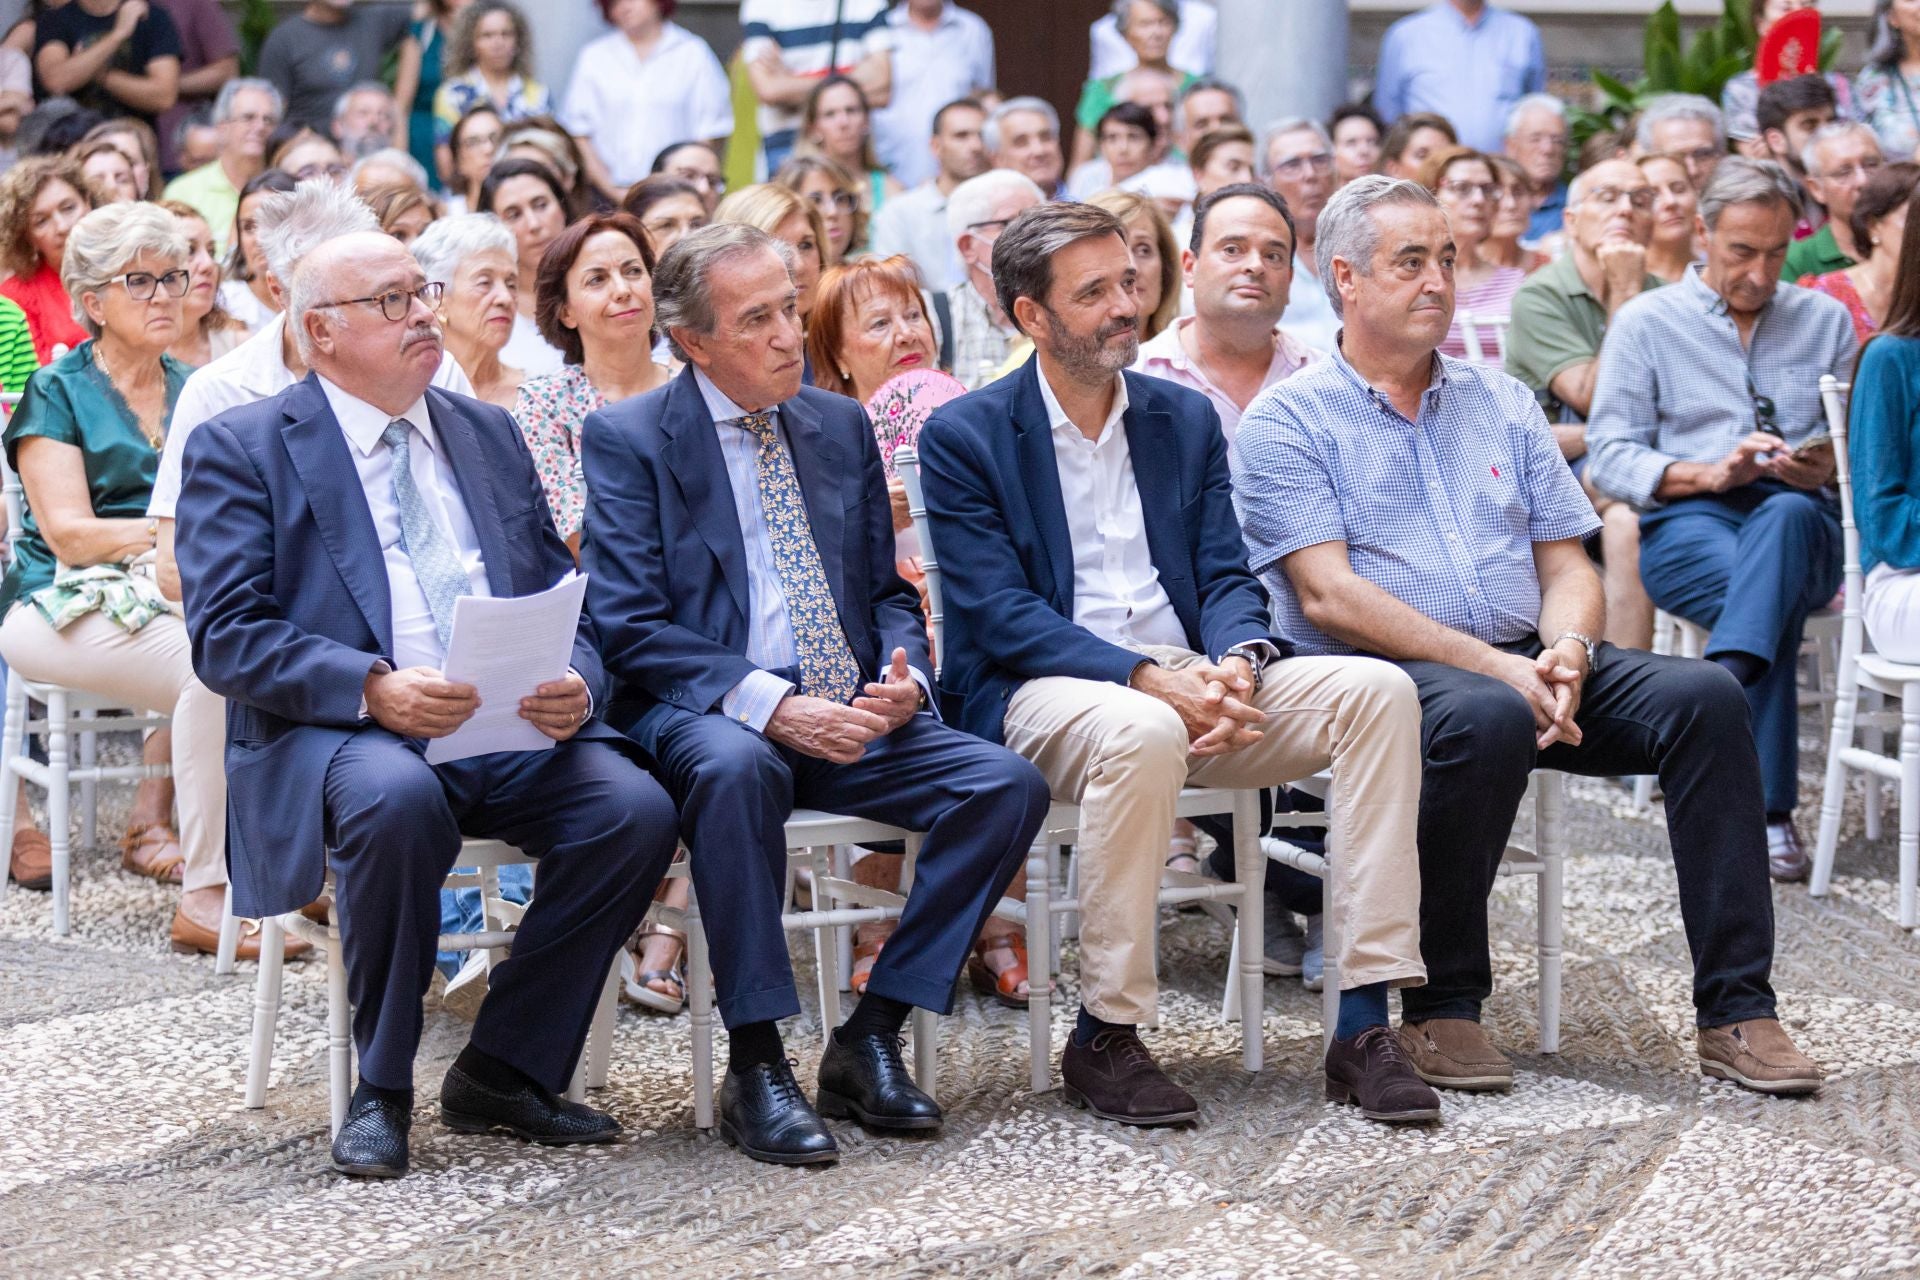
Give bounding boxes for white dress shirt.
[1036,366,1186,650]
[870,2,996,188]
[1089,0,1217,79]
[149,312,473,518]
[868,180,964,291]
[319,375,491,673]
[559,22,734,186]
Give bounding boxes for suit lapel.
[658,369,750,625]
[278,378,392,654]
[1011,359,1075,613]
[425,389,514,598]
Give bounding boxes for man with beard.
[918,201,1435,1129]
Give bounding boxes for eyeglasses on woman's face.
[111,269,191,301]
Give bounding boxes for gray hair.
[1699,156,1804,230]
[982,96,1060,157]
[1313,175,1441,318]
[1116,64,1178,103]
[1174,77,1245,134]
[332,81,394,127]
[652,222,797,358]
[212,77,281,126]
[349,147,432,191]
[1111,0,1179,33]
[257,179,379,296]
[1801,120,1883,177]
[1261,116,1333,176]
[410,212,516,287]
[61,202,189,336]
[946,168,1046,244]
[1504,92,1566,138]
[1635,93,1725,151]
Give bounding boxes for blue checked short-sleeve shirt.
[1234,346,1601,655]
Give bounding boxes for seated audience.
[798,75,903,222]
[1419,146,1524,363]
[1189,125,1254,205]
[1504,158,1664,651]
[411,213,523,408]
[364,180,442,246]
[431,0,552,151]
[984,96,1066,199]
[0,156,93,361]
[651,139,726,215]
[1586,159,1857,882]
[1329,102,1383,187]
[1074,0,1194,170]
[1485,155,1550,272]
[157,200,245,366]
[1090,0,1214,80]
[0,294,37,394]
[1848,187,1920,661]
[714,182,831,343]
[501,121,597,216]
[0,201,248,958]
[1504,93,1570,241]
[1857,0,1920,162]
[868,0,996,189]
[1785,122,1886,280]
[920,199,1434,1126]
[871,97,989,293]
[75,138,139,204]
[257,0,408,133]
[581,221,1049,1164]
[1635,94,1727,190]
[82,118,159,199]
[933,167,1043,389]
[267,125,346,183]
[350,148,432,194]
[33,0,180,127]
[1724,0,1852,148]
[741,0,894,174]
[1378,111,1456,181]
[1240,172,1825,1101]
[445,105,503,215]
[217,167,298,332]
[477,157,568,376]
[805,254,938,405]
[163,78,282,257]
[1801,161,1918,341]
[776,153,864,263]
[1639,151,1701,282]
[1071,102,1158,200]
[175,116,221,172]
[1087,188,1180,340]
[330,81,399,161]
[1263,118,1339,351]
[620,176,709,258]
[1756,74,1839,196]
[1173,77,1243,160]
[175,218,676,1181]
[562,0,732,199]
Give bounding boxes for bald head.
[1566,159,1654,255]
[291,231,445,412]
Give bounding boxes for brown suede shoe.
[8,828,51,891]
[1061,1027,1198,1126]
[1326,1026,1442,1124]
[1697,1018,1824,1095]
[1398,1018,1515,1092]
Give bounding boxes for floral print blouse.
[511,364,604,541]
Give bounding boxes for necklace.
[91,343,165,450]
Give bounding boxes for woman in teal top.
[0,203,260,959]
[394,0,462,190]
[1848,188,1920,665]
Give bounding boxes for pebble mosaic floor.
[3,720,1919,1279]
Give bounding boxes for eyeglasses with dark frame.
[319,282,447,322]
[110,269,191,302]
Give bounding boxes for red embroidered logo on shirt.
[1491,466,1501,478]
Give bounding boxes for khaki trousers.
[1002,647,1425,1024]
[0,606,227,892]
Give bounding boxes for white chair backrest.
[892,446,945,680]
[1458,312,1511,365]
[1820,373,1857,605]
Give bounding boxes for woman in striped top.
[1418,145,1526,364]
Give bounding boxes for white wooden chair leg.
[811,849,841,1043]
[687,894,716,1129]
[326,932,352,1136]
[214,881,241,974]
[75,720,95,852]
[1812,658,1861,898]
[1865,693,1886,842]
[0,670,24,908]
[911,1005,937,1093]
[833,844,854,992]
[1062,850,1081,942]
[1221,926,1242,1024]
[1233,791,1264,1073]
[1901,688,1920,931]
[46,689,69,937]
[1025,843,1053,1093]
[586,958,619,1090]
[1536,773,1565,1054]
[243,915,286,1108]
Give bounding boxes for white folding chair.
[1457,311,1512,365]
[242,839,623,1135]
[1812,375,1920,928]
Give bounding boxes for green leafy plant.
[237,0,278,76]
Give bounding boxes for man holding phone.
[1586,158,1858,882]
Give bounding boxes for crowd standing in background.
[0,0,1903,1178]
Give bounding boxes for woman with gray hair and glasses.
[410,212,524,408]
[0,203,280,959]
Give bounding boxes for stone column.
[1216,0,1349,134]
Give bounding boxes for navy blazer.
[175,374,623,919]
[580,366,930,754]
[916,357,1286,745]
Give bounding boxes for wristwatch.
[1222,642,1269,693]
[1553,631,1599,676]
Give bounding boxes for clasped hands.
[364,666,590,742]
[765,647,921,764]
[1492,644,1586,751]
[1130,656,1266,757]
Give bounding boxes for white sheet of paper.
[423,571,589,765]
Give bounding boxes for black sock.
[1766,811,1792,828]
[837,993,911,1043]
[352,1078,413,1111]
[454,1043,540,1094]
[727,1019,784,1072]
[1714,652,1766,687]
[1073,1005,1131,1046]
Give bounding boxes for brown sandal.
[967,933,1030,1009]
[850,934,885,996]
[119,821,184,884]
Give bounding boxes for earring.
[839,368,850,381]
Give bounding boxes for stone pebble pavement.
[3,720,1920,1279]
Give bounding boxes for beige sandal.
[120,821,185,884]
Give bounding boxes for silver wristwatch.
[1223,643,1269,693]
[1553,631,1599,676]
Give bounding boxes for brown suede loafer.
[1061,1027,1198,1126]
[1698,1018,1824,1095]
[8,828,51,891]
[1398,1018,1515,1092]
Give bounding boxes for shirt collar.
[1036,361,1129,442]
[889,1,956,29]
[1680,262,1736,317]
[1327,335,1450,416]
[1141,315,1315,378]
[319,372,435,458]
[693,365,778,426]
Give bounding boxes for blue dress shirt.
[1373,3,1547,153]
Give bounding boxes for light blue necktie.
[381,418,470,650]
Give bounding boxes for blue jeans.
[1637,485,1841,817]
[436,862,534,978]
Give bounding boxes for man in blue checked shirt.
[1235,175,1825,1100]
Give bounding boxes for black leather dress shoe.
[817,1032,942,1131]
[439,1065,621,1145]
[719,1059,839,1165]
[331,1094,411,1178]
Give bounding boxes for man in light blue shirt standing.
[871,0,996,188]
[1372,0,1547,154]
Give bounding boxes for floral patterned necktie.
[742,412,862,703]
